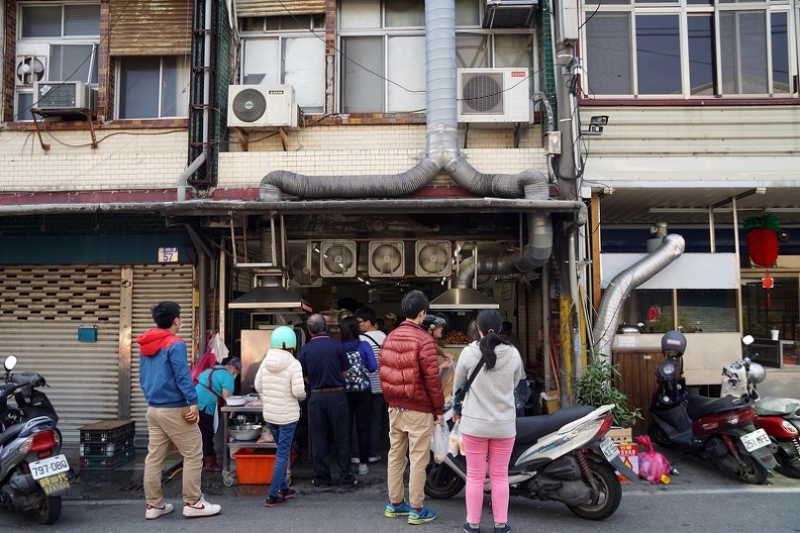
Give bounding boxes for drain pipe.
[177,152,207,202]
[592,234,686,358]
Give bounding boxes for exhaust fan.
[289,242,322,287]
[368,241,404,277]
[320,240,357,278]
[415,241,452,277]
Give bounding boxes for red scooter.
[721,336,800,479]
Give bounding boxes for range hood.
[429,288,499,311]
[229,286,312,314]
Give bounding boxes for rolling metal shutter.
[130,265,195,441]
[109,0,193,56]
[235,0,325,17]
[0,266,122,444]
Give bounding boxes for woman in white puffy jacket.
[254,326,307,507]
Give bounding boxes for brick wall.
[0,129,188,191]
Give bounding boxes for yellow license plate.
[38,472,70,496]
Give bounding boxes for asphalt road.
[3,450,799,532]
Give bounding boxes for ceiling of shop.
[599,187,800,226]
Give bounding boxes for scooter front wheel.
[424,462,465,499]
[567,458,622,521]
[34,495,61,525]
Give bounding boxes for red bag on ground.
[634,435,672,483]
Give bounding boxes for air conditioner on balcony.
[457,68,530,124]
[33,81,97,113]
[228,85,299,128]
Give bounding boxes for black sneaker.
[280,487,297,500]
[264,494,287,507]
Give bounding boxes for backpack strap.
[361,333,381,350]
[199,369,224,411]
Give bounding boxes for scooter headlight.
[782,420,799,436]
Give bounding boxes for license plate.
[599,437,620,461]
[740,428,771,452]
[29,454,70,480]
[37,472,70,496]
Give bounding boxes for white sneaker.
[351,456,360,464]
[145,503,174,520]
[183,495,222,518]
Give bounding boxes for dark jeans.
[309,390,354,485]
[266,421,297,498]
[347,390,372,464]
[369,393,386,457]
[198,410,216,457]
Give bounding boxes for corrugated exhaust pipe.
[592,234,686,357]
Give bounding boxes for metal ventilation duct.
[229,286,312,314]
[429,288,499,311]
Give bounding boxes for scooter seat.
[515,406,596,445]
[0,423,26,447]
[686,395,748,420]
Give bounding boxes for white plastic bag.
[432,423,449,464]
[448,421,462,456]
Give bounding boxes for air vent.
[457,68,531,124]
[368,241,404,278]
[289,242,322,287]
[415,241,452,277]
[227,85,299,128]
[320,240,357,278]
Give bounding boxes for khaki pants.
[144,406,203,507]
[387,409,434,509]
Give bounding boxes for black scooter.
[648,353,777,484]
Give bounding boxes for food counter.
[220,402,286,487]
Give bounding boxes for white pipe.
[176,152,207,201]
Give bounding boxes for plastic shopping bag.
[635,435,672,483]
[433,423,449,464]
[448,421,462,456]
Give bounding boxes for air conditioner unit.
[457,68,530,124]
[415,241,453,277]
[320,240,357,278]
[15,43,49,86]
[368,241,404,278]
[289,242,322,287]
[33,81,97,113]
[228,84,299,128]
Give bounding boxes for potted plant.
[574,353,643,441]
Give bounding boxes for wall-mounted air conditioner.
[457,68,530,124]
[415,241,453,277]
[16,43,49,86]
[33,81,97,113]
[320,240,357,278]
[368,241,404,278]
[228,84,298,128]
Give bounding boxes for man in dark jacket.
[136,301,221,520]
[299,313,356,488]
[379,291,444,524]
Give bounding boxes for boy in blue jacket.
[136,301,221,520]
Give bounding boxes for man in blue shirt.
[195,357,241,471]
[299,313,356,488]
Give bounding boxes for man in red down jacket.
[379,290,444,525]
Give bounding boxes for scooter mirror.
[3,354,17,372]
[742,335,755,346]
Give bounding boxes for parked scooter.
[0,354,68,524]
[720,336,800,478]
[648,330,776,484]
[425,404,637,521]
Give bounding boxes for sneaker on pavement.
[280,487,297,499]
[358,463,369,475]
[183,495,222,518]
[351,456,360,464]
[264,494,287,507]
[368,455,381,463]
[384,501,412,518]
[494,524,511,533]
[145,503,173,520]
[463,523,481,533]
[408,506,437,525]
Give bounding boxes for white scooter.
[426,405,636,521]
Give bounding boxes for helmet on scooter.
[661,330,687,356]
[271,326,297,350]
[747,362,766,385]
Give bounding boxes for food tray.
[80,446,135,470]
[80,436,135,457]
[79,420,135,443]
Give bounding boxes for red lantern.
[745,215,782,308]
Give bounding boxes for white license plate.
[740,428,771,452]
[29,454,70,481]
[599,437,620,461]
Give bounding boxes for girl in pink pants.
[463,434,515,528]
